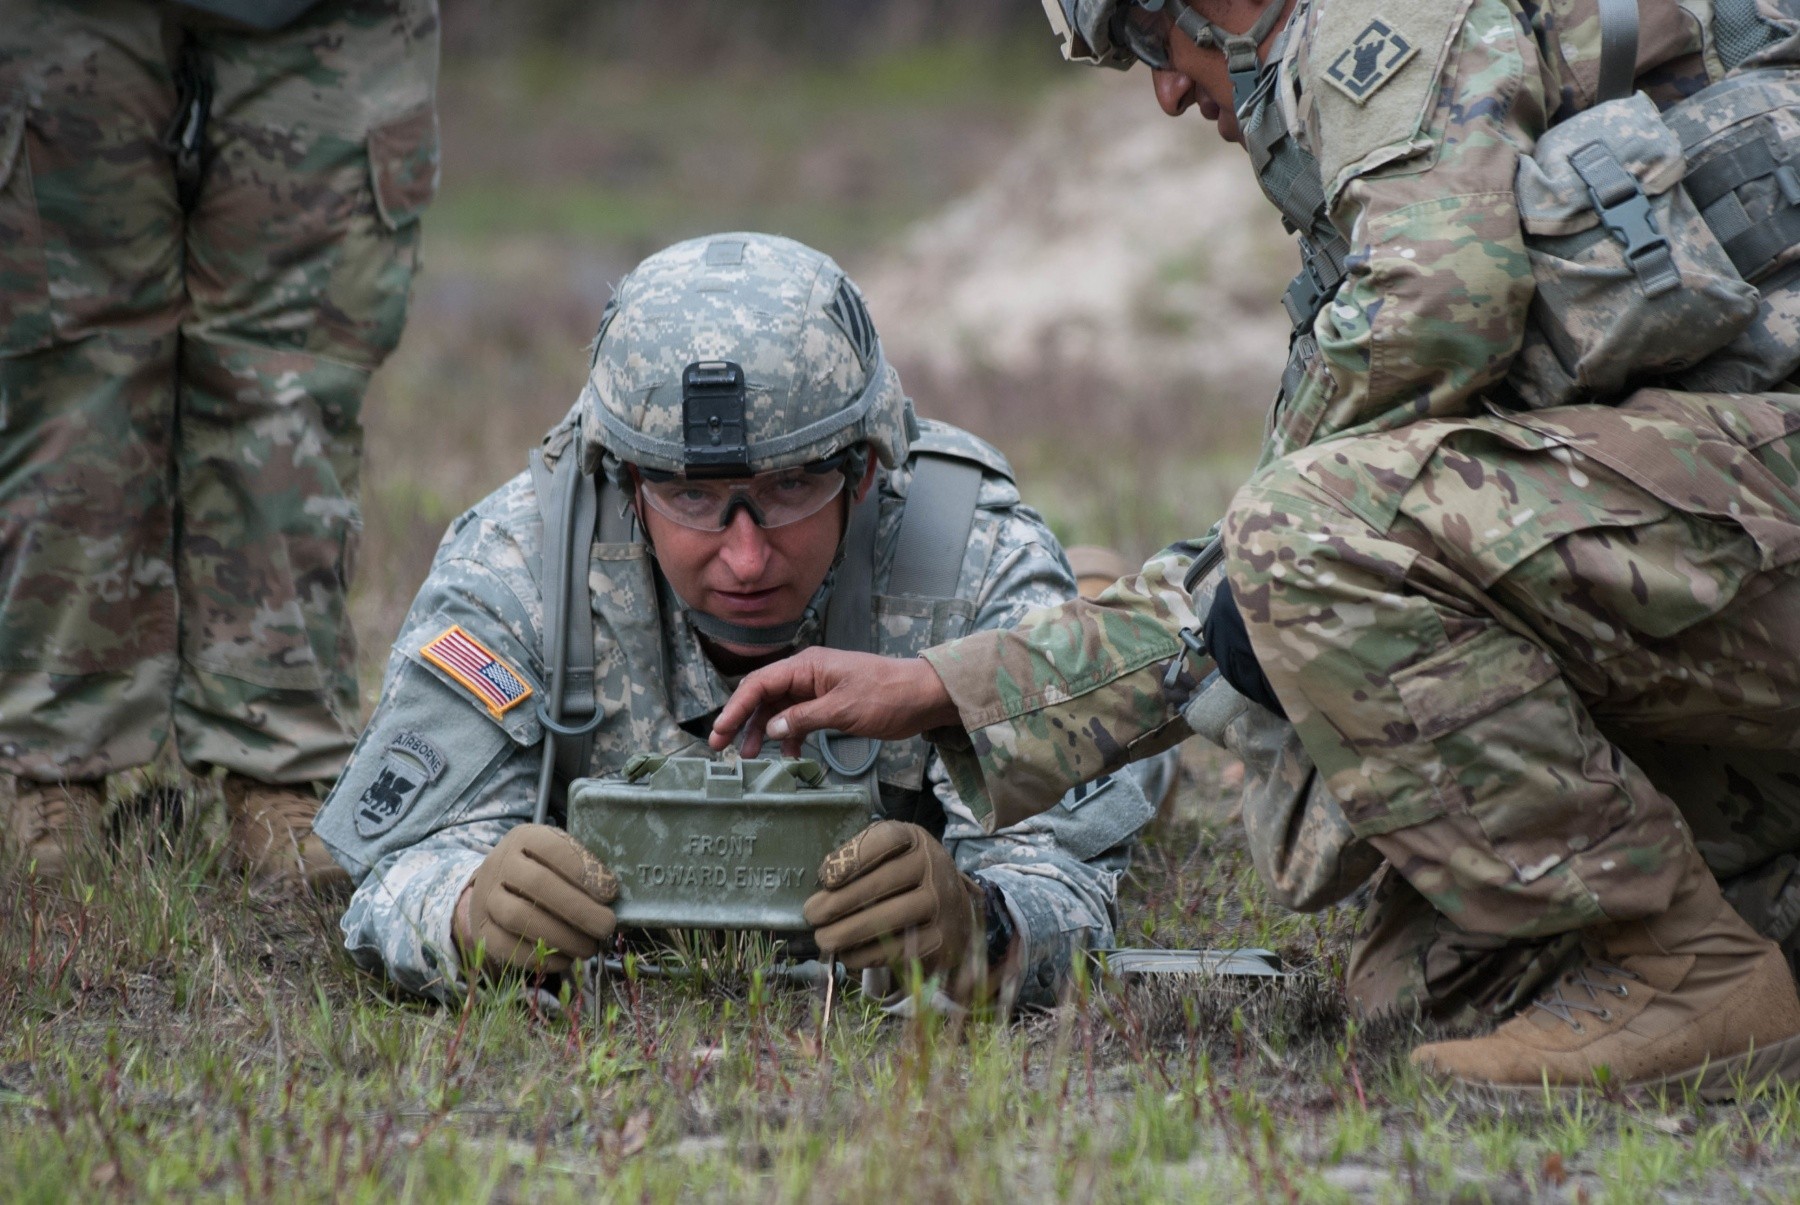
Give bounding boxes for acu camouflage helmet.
[578,233,913,478]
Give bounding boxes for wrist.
[453,882,476,957]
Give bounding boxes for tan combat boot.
[3,776,105,882]
[222,773,348,892]
[1411,855,1800,1099]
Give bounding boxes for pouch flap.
[368,102,439,231]
[1516,93,1689,235]
[0,106,23,190]
[1000,769,1156,862]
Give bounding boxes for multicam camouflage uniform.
[317,418,1161,1005]
[924,0,1800,1024]
[0,0,438,785]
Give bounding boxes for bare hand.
[708,648,960,757]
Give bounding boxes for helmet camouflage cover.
[579,233,914,477]
[1039,0,1139,70]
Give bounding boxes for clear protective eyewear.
[1108,0,1224,71]
[1110,0,1181,70]
[638,462,849,533]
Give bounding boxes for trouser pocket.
[0,105,51,355]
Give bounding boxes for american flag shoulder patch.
[420,625,535,719]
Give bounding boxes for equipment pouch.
[1507,92,1759,409]
[1663,68,1800,393]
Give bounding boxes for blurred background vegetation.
[355,0,1286,692]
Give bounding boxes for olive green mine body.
[567,757,877,931]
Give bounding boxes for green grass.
[9,769,1800,1200]
[427,39,1064,251]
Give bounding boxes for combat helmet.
[576,232,913,482]
[1040,0,1290,110]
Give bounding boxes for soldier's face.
[1148,0,1295,143]
[638,461,879,655]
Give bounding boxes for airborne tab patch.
[1324,17,1418,104]
[421,625,534,719]
[354,731,448,839]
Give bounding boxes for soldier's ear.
[850,454,878,505]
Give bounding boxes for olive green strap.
[530,444,604,823]
[1596,0,1640,104]
[818,492,884,794]
[887,453,984,601]
[817,452,983,797]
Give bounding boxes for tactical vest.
[1248,0,1800,413]
[528,420,1001,838]
[1237,14,1355,415]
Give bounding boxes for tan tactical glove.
[803,820,985,980]
[460,824,619,975]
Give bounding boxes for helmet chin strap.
[1168,0,1289,113]
[685,587,824,650]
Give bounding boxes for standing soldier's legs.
[0,3,185,873]
[1224,408,1800,1090]
[174,1,437,881]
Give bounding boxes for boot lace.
[1531,962,1640,1033]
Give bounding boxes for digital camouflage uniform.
[316,416,1163,1005]
[926,0,1800,1026]
[0,0,438,785]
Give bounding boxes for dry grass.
[9,771,1800,1201]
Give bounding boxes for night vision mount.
[681,360,752,478]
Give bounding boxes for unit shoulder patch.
[354,730,449,839]
[1324,17,1418,104]
[420,625,535,719]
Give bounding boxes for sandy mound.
[862,71,1295,418]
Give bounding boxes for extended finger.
[765,701,834,753]
[712,662,805,748]
[813,888,939,962]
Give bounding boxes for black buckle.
[1571,142,1679,298]
[681,361,751,478]
[1282,253,1332,329]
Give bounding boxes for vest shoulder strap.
[887,450,985,600]
[531,444,606,820]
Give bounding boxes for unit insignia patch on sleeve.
[354,730,450,839]
[1324,17,1418,104]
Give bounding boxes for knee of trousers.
[1219,463,1365,609]
[1216,463,1370,712]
